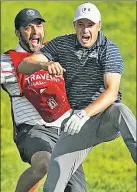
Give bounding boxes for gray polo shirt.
[40,32,124,110]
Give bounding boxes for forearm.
[17,52,49,74]
[84,88,118,117]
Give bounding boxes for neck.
[19,42,34,53]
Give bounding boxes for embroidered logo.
[26,10,35,16]
[47,97,58,109]
[88,52,98,58]
[82,7,91,14]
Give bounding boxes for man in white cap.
[17,3,136,192]
[73,2,101,48]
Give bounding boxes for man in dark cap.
[14,8,45,53]
[1,8,86,192]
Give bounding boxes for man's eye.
[89,23,95,27]
[88,24,94,27]
[25,26,31,31]
[78,23,83,26]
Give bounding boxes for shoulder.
[1,53,12,65]
[99,36,121,59]
[44,34,75,50]
[1,52,10,60]
[53,34,75,43]
[101,32,120,51]
[1,52,13,71]
[106,40,120,50]
[1,53,15,84]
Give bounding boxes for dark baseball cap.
[15,8,45,29]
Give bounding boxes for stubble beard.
[19,32,44,53]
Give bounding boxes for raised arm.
[17,51,65,75]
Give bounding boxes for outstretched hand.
[44,61,66,75]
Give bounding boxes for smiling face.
[15,19,45,52]
[74,18,101,48]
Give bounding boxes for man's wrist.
[76,110,89,119]
[40,61,49,70]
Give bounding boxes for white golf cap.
[73,3,101,23]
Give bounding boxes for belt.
[43,111,74,136]
[43,126,62,136]
[16,110,74,136]
[46,126,62,135]
[16,123,62,137]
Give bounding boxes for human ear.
[98,21,102,31]
[15,29,20,38]
[73,21,76,29]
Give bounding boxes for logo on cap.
[82,7,91,14]
[26,9,35,16]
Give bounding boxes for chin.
[80,41,91,48]
[82,44,91,48]
[31,46,41,52]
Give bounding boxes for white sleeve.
[1,55,6,84]
[1,70,6,84]
[1,53,15,85]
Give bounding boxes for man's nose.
[83,27,89,33]
[31,26,37,34]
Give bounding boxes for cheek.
[76,28,82,37]
[23,31,30,39]
[24,28,30,33]
[77,33,81,41]
[41,30,45,36]
[91,29,99,38]
[24,28,32,36]
[38,29,44,36]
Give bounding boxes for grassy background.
[1,1,136,192]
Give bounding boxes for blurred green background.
[1,1,136,192]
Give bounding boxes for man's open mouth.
[29,37,40,46]
[82,35,90,42]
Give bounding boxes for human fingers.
[54,62,64,75]
[70,124,79,135]
[47,64,52,74]
[48,62,66,75]
[74,125,81,134]
[48,63,58,75]
[64,116,74,132]
[55,62,66,75]
[67,120,77,135]
[46,61,55,74]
